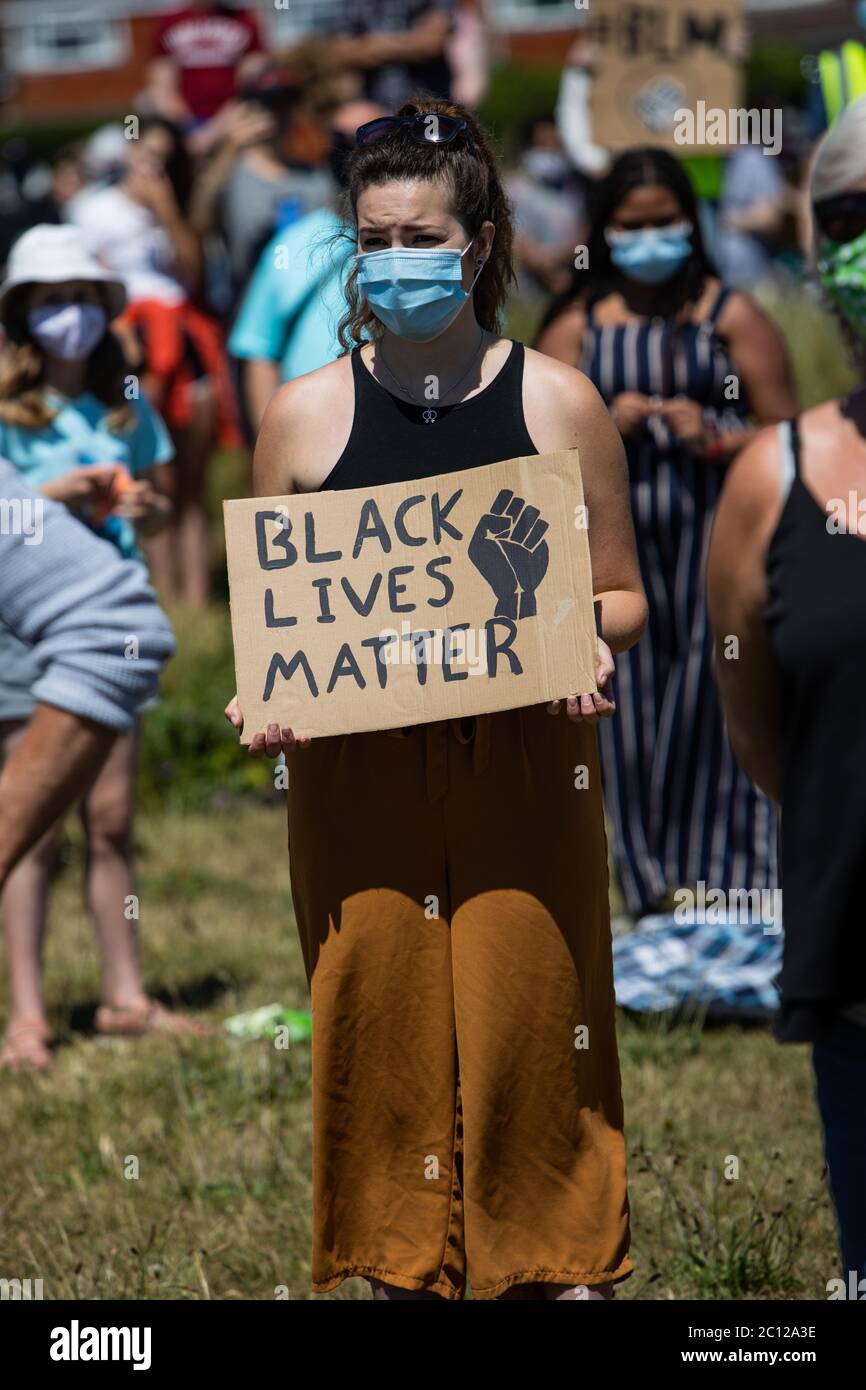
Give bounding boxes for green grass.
[0,802,838,1301]
[756,280,859,409]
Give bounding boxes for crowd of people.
[0,0,864,1301]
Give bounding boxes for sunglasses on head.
[813,192,866,244]
[355,111,473,149]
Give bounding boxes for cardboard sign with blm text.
[587,0,744,153]
[223,449,598,742]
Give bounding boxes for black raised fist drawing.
[468,490,550,620]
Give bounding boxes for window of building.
[268,0,347,42]
[5,11,130,75]
[490,0,582,30]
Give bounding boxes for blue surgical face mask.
[605,221,693,285]
[522,148,569,187]
[355,240,484,343]
[28,302,107,360]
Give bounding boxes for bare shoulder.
[715,422,787,540]
[723,397,845,524]
[715,286,781,340]
[260,354,352,439]
[522,344,613,453]
[533,300,586,362]
[255,354,355,494]
[523,342,596,399]
[798,395,848,454]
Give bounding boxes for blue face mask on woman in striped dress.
[605,222,693,285]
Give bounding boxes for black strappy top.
[765,417,866,1043]
[320,341,539,492]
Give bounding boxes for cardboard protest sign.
[223,450,598,742]
[586,0,744,153]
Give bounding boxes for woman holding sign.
[226,101,648,1299]
[537,149,798,920]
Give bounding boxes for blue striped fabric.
[583,287,778,912]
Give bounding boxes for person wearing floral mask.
[815,195,866,338]
[0,223,205,1072]
[708,94,866,1290]
[536,148,798,925]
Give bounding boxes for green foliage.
[137,605,274,811]
[756,281,859,408]
[480,63,564,161]
[0,117,105,160]
[681,155,725,203]
[746,44,810,106]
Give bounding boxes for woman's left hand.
[656,396,707,455]
[547,639,616,723]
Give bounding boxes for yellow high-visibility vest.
[819,40,866,126]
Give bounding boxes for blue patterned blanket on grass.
[612,914,784,1020]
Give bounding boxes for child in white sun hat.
[0,222,206,1072]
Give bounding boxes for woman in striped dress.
[537,148,798,916]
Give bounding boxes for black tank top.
[766,416,866,1044]
[320,341,539,491]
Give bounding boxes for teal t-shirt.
[0,389,173,561]
[0,389,173,720]
[229,208,353,382]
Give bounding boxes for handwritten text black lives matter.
[253,482,553,700]
[224,450,598,740]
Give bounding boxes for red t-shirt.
[151,5,264,119]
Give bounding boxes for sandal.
[94,998,211,1039]
[0,1017,54,1073]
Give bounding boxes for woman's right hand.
[40,466,118,513]
[224,695,311,756]
[125,152,180,222]
[610,392,652,438]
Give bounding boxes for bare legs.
[0,722,201,1070]
[78,727,145,1012]
[0,721,58,1069]
[147,381,217,608]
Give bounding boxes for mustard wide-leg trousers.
[286,705,632,1299]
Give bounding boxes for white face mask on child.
[27,303,108,360]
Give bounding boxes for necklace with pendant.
[376,329,487,424]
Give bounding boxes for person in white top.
[71,118,199,306]
[70,117,231,607]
